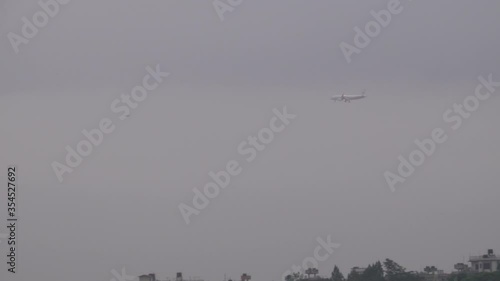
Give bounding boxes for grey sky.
[1,1,500,281]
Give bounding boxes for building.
[469,249,500,272]
[350,267,366,274]
[139,274,157,281]
[241,273,251,281]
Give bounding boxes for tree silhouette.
[332,266,345,281]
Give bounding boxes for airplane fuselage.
[331,93,366,102]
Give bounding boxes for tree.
[446,272,468,281]
[462,271,500,281]
[347,268,362,281]
[424,266,438,275]
[453,263,468,273]
[362,262,385,281]
[306,268,319,279]
[332,266,345,281]
[384,259,422,281]
[384,259,406,280]
[285,272,305,281]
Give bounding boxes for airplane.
[331,90,367,103]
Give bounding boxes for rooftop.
[469,249,499,262]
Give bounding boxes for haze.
[1,1,499,281]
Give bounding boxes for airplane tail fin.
[362,89,366,96]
